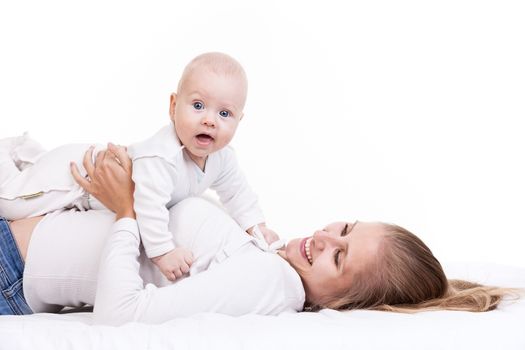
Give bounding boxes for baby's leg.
[0,150,21,186]
[0,133,44,185]
[11,132,46,170]
[0,143,105,220]
[0,133,46,172]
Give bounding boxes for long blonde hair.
[316,224,519,313]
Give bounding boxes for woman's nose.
[313,229,343,251]
[312,230,331,251]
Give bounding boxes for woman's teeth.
[305,238,313,264]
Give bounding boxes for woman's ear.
[169,93,177,121]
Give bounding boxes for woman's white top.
[23,198,305,322]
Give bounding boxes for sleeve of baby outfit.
[211,148,265,231]
[92,218,298,326]
[132,157,175,258]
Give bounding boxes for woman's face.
[279,221,386,305]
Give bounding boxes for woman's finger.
[82,146,96,178]
[70,162,92,191]
[101,148,115,166]
[108,142,131,171]
[95,149,106,169]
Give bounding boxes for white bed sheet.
[1,262,524,350]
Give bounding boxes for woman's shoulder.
[234,248,306,310]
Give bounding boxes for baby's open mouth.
[196,134,214,142]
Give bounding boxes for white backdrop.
[2,1,524,268]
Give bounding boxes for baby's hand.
[258,225,280,245]
[151,247,194,282]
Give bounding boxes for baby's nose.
[202,114,216,126]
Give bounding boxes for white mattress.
[1,262,524,350]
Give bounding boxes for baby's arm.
[211,148,280,244]
[131,157,193,281]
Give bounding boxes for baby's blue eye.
[219,110,230,118]
[193,102,204,110]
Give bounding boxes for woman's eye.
[193,101,204,110]
[219,110,230,118]
[334,250,341,266]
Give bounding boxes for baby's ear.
[169,93,178,120]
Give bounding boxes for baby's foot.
[11,132,46,170]
[0,135,23,154]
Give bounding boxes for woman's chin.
[285,238,300,255]
[284,238,304,268]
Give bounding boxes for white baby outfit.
[0,124,264,259]
[128,124,264,258]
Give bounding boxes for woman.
[0,146,513,324]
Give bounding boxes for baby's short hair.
[177,52,247,95]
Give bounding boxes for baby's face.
[170,69,246,168]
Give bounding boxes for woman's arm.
[94,218,299,325]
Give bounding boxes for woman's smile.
[304,237,313,264]
[300,237,309,263]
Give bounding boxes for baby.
[0,52,279,281]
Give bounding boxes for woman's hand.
[70,143,135,220]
